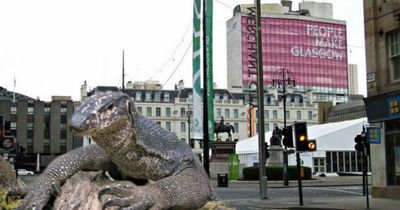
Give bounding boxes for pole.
[362,128,369,209]
[202,0,210,176]
[364,151,369,209]
[122,50,125,92]
[254,0,267,199]
[282,70,289,186]
[296,152,303,205]
[188,107,191,147]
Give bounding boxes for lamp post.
[272,68,295,186]
[187,109,193,148]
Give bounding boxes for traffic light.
[354,134,363,152]
[294,122,308,151]
[308,140,317,151]
[354,133,370,155]
[282,126,294,147]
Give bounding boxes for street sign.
[367,127,381,144]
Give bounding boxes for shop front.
[365,92,400,198]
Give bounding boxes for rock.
[0,156,16,189]
[53,171,233,210]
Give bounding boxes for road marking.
[309,187,364,196]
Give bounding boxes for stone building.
[364,0,400,199]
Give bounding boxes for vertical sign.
[367,127,381,144]
[192,0,203,139]
[205,0,214,141]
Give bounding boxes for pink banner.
[241,16,348,92]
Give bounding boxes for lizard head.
[69,91,133,137]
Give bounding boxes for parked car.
[17,169,34,176]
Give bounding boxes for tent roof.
[236,118,368,154]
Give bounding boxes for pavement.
[210,176,400,210]
[17,175,400,209]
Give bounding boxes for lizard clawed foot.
[98,184,132,200]
[98,184,154,210]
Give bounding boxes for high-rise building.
[227,2,349,104]
[348,64,359,95]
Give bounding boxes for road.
[20,175,369,207]
[217,185,366,200]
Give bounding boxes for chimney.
[281,0,292,11]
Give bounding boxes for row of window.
[10,106,68,114]
[156,120,240,135]
[135,105,315,121]
[134,91,171,102]
[316,151,371,173]
[255,110,314,120]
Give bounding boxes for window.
[285,111,290,120]
[273,110,278,119]
[156,121,161,126]
[60,139,67,153]
[216,108,221,118]
[44,107,50,114]
[225,109,230,118]
[135,91,142,101]
[265,123,270,132]
[60,107,67,113]
[308,111,313,120]
[164,93,170,102]
[234,109,239,118]
[145,91,152,102]
[154,92,161,102]
[10,122,17,130]
[11,106,17,114]
[146,107,152,117]
[313,158,325,173]
[60,115,67,124]
[60,130,67,139]
[137,107,142,114]
[28,107,34,114]
[180,122,186,133]
[156,107,161,117]
[234,123,239,132]
[264,110,269,119]
[166,107,171,117]
[166,122,171,131]
[297,111,302,120]
[180,108,186,117]
[390,31,400,80]
[27,123,34,130]
[27,130,34,138]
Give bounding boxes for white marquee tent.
[236,118,368,173]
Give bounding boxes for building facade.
[348,64,359,95]
[83,81,321,156]
[364,0,400,199]
[0,87,81,169]
[227,2,349,104]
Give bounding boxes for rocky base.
[52,171,234,210]
[0,156,16,189]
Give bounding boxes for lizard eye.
[107,104,114,111]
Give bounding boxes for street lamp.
[272,68,296,186]
[187,109,193,148]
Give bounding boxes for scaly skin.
[9,91,214,210]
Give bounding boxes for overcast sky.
[0,0,365,101]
